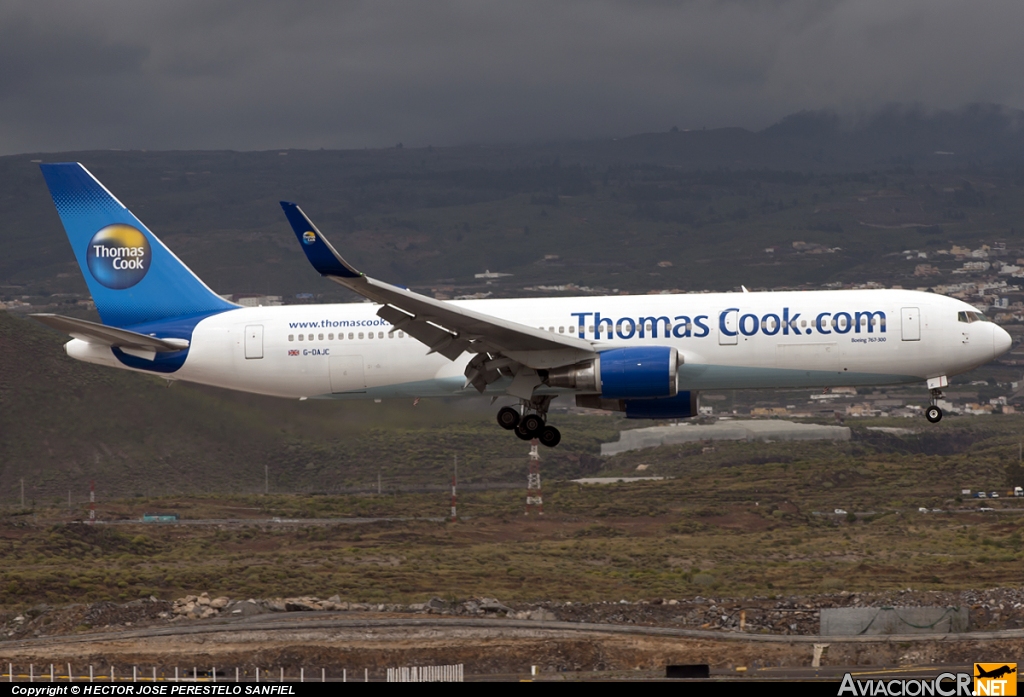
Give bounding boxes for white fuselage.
[66,289,1011,401]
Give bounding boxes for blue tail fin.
[40,163,236,328]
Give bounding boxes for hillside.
[4,104,1024,306]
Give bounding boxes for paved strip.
[2,612,1023,650]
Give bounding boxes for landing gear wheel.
[520,413,544,436]
[925,405,943,423]
[496,406,520,430]
[539,425,561,448]
[514,424,534,440]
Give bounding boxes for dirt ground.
[1,610,1023,679]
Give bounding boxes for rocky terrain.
[3,587,1023,642]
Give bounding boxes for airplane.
[975,665,1016,680]
[32,162,1013,448]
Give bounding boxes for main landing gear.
[496,398,561,448]
[925,388,943,424]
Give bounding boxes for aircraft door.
[244,325,264,359]
[719,309,738,345]
[900,307,920,341]
[329,354,366,393]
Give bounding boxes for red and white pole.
[526,439,543,515]
[88,481,95,524]
[450,455,457,521]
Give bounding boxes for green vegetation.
[1,453,1021,609]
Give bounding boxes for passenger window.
[318,333,324,341]
[388,332,394,338]
[559,327,564,333]
[328,333,334,340]
[288,334,294,342]
[549,326,554,332]
[358,332,364,339]
[298,334,303,341]
[399,332,405,338]
[379,332,384,339]
[308,334,313,341]
[348,332,354,339]
[800,320,807,327]
[589,325,594,333]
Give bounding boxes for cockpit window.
[958,310,988,323]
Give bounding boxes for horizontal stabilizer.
[31,313,190,353]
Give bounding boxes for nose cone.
[993,324,1012,359]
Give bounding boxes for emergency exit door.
[244,325,264,359]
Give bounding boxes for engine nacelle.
[597,346,678,399]
[542,346,679,399]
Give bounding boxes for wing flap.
[376,304,470,361]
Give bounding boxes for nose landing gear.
[495,397,561,447]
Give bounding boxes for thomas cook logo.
[302,230,316,245]
[86,224,151,289]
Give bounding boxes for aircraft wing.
[281,202,596,395]
[31,313,190,356]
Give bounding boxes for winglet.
[280,202,362,278]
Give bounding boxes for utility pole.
[451,455,458,522]
[526,440,543,515]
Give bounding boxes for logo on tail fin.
[302,230,316,245]
[86,224,151,289]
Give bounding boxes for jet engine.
[542,346,679,398]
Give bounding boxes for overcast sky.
[1,0,1020,155]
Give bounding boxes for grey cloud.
[1,0,1021,154]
